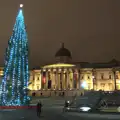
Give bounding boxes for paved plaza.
[30,96,73,106]
[0,96,120,120]
[0,106,63,120]
[0,106,120,120]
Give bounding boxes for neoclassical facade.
[28,43,120,92]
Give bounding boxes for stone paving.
[31,96,72,106]
[1,107,119,120]
[0,106,64,120]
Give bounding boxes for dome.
[55,43,72,58]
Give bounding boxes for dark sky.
[0,0,120,68]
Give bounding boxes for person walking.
[63,100,69,113]
[36,100,42,117]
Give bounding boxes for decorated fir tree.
[0,4,29,106]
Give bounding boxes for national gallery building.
[28,43,120,92]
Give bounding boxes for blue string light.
[0,5,29,106]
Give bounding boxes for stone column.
[41,70,43,90]
[51,69,54,90]
[53,71,56,89]
[61,69,64,90]
[54,70,56,90]
[64,72,66,90]
[92,69,96,90]
[55,69,58,90]
[113,70,117,90]
[45,70,48,90]
[67,70,69,89]
[32,73,35,90]
[72,70,74,89]
[77,70,80,89]
[69,70,72,89]
[58,70,61,90]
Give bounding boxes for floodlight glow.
[67,107,70,110]
[81,81,88,88]
[92,76,95,79]
[80,107,91,111]
[67,101,70,103]
[20,4,23,7]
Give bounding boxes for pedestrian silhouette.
[36,100,42,117]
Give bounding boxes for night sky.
[0,0,120,68]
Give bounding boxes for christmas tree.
[0,4,29,106]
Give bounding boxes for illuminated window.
[109,75,112,79]
[81,76,84,79]
[116,75,118,79]
[37,86,39,90]
[0,71,3,76]
[101,83,105,90]
[101,73,104,79]
[116,84,120,90]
